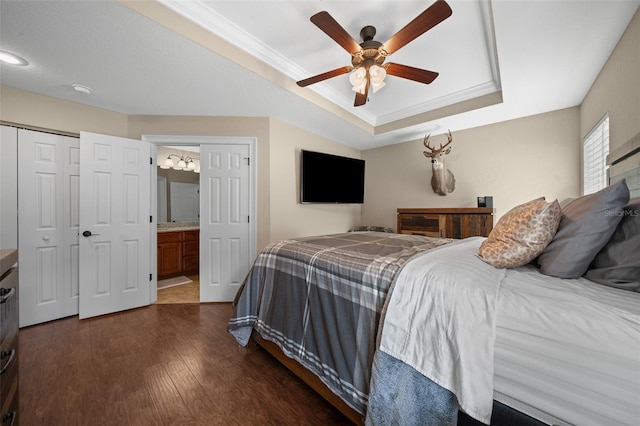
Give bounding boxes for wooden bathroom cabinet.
[157,230,199,279]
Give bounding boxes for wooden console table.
[397,207,494,238]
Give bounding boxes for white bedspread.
[494,264,640,426]
[378,237,503,424]
[379,236,640,425]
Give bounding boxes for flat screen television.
[300,150,365,204]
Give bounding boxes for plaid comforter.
[228,232,452,414]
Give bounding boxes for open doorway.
[156,145,201,304]
[145,134,257,305]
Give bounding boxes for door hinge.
[150,157,153,165]
[149,273,152,281]
[150,215,153,223]
[248,215,250,223]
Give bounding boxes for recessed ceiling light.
[0,50,28,66]
[72,84,92,95]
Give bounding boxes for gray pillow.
[584,198,640,291]
[537,179,630,278]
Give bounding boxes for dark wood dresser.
[397,208,494,238]
[0,249,18,425]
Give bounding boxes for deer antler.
[423,130,453,157]
[423,134,434,154]
[439,130,453,151]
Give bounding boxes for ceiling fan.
[296,0,453,107]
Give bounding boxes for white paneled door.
[78,132,152,319]
[200,144,251,302]
[18,129,80,327]
[170,181,199,222]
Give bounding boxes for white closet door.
[200,144,251,302]
[18,129,80,327]
[78,132,152,319]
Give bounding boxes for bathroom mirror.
[157,147,200,224]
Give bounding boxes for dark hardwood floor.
[20,303,353,425]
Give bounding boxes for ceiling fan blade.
[354,80,370,107]
[310,11,362,54]
[296,66,353,87]
[385,63,439,84]
[382,0,452,55]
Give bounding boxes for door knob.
[82,230,99,237]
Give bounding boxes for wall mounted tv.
[301,150,365,204]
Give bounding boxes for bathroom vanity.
[157,226,199,279]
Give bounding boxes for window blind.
[583,115,609,195]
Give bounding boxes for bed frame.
[250,332,365,424]
[245,133,640,426]
[608,131,640,196]
[251,332,547,426]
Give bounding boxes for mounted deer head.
[423,130,456,196]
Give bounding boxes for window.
[583,114,609,195]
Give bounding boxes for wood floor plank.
[20,303,352,425]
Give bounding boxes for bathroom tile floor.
[156,274,200,304]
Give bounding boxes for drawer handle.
[0,349,15,375]
[2,411,15,426]
[0,288,15,304]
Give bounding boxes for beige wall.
[268,119,362,242]
[0,88,363,250]
[580,7,640,153]
[127,115,273,250]
[361,8,640,230]
[0,86,129,137]
[362,107,581,229]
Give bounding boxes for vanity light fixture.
[160,154,200,173]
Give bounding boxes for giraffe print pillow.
[478,197,561,269]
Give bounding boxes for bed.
[228,176,639,424]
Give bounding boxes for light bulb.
[369,65,386,93]
[349,67,367,93]
[160,157,173,169]
[369,65,386,84]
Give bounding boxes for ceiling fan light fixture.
[297,1,452,106]
[369,65,386,83]
[371,80,386,93]
[349,67,368,94]
[369,65,387,93]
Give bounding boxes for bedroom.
[0,0,639,424]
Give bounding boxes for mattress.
[493,264,640,425]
